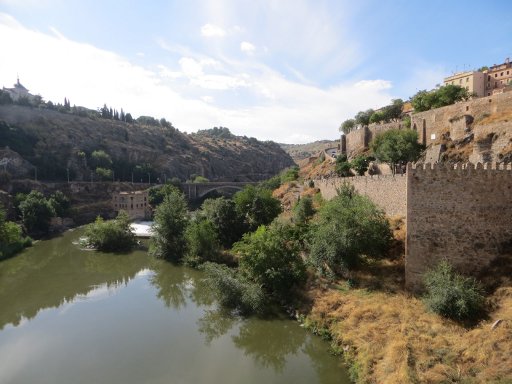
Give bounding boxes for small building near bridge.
[112,190,151,220]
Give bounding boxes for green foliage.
[402,114,411,129]
[201,262,266,315]
[199,197,244,248]
[193,175,209,183]
[84,211,136,252]
[411,85,472,112]
[150,190,189,261]
[280,166,300,183]
[184,219,221,266]
[354,109,374,127]
[0,90,13,105]
[90,150,112,169]
[195,126,234,139]
[335,154,352,177]
[350,155,369,176]
[370,129,423,172]
[423,260,485,321]
[18,190,55,234]
[259,174,282,191]
[293,196,315,225]
[234,223,306,299]
[340,119,355,134]
[233,185,282,231]
[309,184,392,277]
[95,167,112,181]
[148,184,181,206]
[0,206,31,260]
[48,191,70,217]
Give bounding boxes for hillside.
[280,140,339,162]
[0,105,294,182]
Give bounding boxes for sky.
[0,0,511,143]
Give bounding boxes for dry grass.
[476,110,512,126]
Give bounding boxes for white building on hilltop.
[2,76,35,102]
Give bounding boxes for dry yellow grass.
[305,274,512,384]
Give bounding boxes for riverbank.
[298,244,512,383]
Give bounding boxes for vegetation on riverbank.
[0,206,32,260]
[83,211,137,252]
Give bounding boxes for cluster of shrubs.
[0,206,32,260]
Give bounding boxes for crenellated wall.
[314,160,512,292]
[405,162,512,291]
[314,174,407,218]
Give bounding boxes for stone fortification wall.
[411,91,512,148]
[342,122,404,158]
[314,174,407,217]
[405,162,512,291]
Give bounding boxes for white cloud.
[240,41,255,55]
[200,23,226,37]
[0,13,394,144]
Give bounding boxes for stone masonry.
[314,161,512,292]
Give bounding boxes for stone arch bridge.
[181,181,258,200]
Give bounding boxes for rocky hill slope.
[0,106,294,182]
[280,140,338,162]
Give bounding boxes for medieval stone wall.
[314,174,407,218]
[405,162,512,291]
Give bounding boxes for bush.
[0,207,32,260]
[18,190,55,234]
[202,262,266,315]
[293,196,315,225]
[234,223,306,300]
[309,184,391,277]
[184,219,221,266]
[148,184,181,206]
[350,155,369,176]
[233,185,282,231]
[84,211,136,252]
[199,197,245,248]
[48,191,70,217]
[423,260,485,321]
[150,190,189,261]
[335,154,352,177]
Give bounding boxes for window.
[488,92,491,96]
[488,75,491,81]
[501,72,504,76]
[495,73,498,77]
[466,106,469,111]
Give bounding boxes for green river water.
[0,228,350,384]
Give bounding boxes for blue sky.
[0,0,511,143]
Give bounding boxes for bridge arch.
[197,185,245,199]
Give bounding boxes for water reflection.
[0,229,148,330]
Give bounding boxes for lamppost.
[148,173,151,185]
[67,167,70,183]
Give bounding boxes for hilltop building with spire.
[2,76,35,102]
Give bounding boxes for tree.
[354,109,374,127]
[0,206,31,259]
[293,196,315,225]
[370,129,423,173]
[340,119,356,134]
[184,219,221,266]
[234,223,306,300]
[335,154,352,177]
[90,150,112,169]
[309,184,392,277]
[369,111,384,124]
[84,211,136,252]
[150,190,189,261]
[48,191,70,217]
[148,184,181,206]
[350,155,369,176]
[95,167,113,181]
[18,190,55,234]
[200,197,244,248]
[233,186,282,231]
[411,85,471,112]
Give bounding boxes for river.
[0,228,351,384]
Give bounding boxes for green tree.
[370,129,423,173]
[200,197,244,248]
[18,191,55,234]
[148,184,181,206]
[293,196,315,225]
[84,211,136,252]
[350,155,369,176]
[95,167,112,181]
[423,260,485,321]
[150,190,189,261]
[202,262,266,315]
[90,150,112,169]
[411,85,471,112]
[184,219,221,266]
[309,184,392,277]
[335,154,352,177]
[369,111,384,124]
[354,109,374,127]
[340,119,356,134]
[48,191,70,217]
[233,186,282,231]
[193,175,209,183]
[0,206,31,260]
[234,223,306,300]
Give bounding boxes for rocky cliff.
[0,105,294,183]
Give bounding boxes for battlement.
[407,161,512,174]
